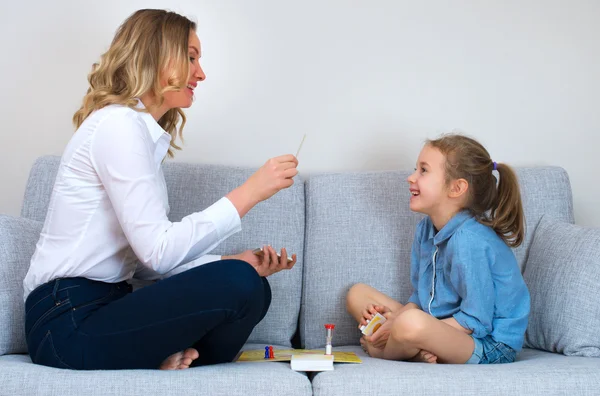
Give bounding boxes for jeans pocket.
[71,287,117,312]
[70,287,123,326]
[490,343,517,364]
[499,344,517,363]
[27,297,72,340]
[34,331,75,370]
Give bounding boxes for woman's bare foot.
[159,348,199,370]
[360,336,384,359]
[409,349,438,364]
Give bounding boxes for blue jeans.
[466,335,517,364]
[24,260,271,370]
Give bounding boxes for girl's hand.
[359,304,391,327]
[365,317,393,349]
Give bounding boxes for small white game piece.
[295,134,306,158]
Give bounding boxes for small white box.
[290,354,334,371]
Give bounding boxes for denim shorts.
[466,335,517,364]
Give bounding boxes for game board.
[236,349,362,363]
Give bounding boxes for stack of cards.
[359,312,387,336]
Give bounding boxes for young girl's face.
[407,144,449,216]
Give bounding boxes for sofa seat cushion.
[311,346,600,396]
[0,344,311,396]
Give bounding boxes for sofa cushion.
[524,216,600,356]
[0,343,312,396]
[162,163,305,347]
[511,167,575,269]
[311,346,600,396]
[300,171,423,349]
[21,156,305,347]
[0,215,42,355]
[300,167,575,349]
[20,157,60,222]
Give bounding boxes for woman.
[23,9,298,370]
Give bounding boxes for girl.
[346,134,530,364]
[23,9,298,370]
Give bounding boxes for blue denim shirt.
[407,211,530,351]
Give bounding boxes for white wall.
[1,0,598,225]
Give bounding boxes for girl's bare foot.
[159,348,199,370]
[409,349,438,364]
[360,336,384,359]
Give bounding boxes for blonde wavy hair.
[73,9,196,158]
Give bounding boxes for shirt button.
[429,291,433,296]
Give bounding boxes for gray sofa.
[1,156,599,396]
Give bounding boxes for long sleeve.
[407,220,425,307]
[89,112,241,275]
[133,254,223,280]
[449,230,495,338]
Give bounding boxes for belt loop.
[52,279,60,302]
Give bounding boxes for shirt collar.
[134,99,172,164]
[426,210,474,245]
[134,99,172,144]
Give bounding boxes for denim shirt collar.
[426,210,474,246]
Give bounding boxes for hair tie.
[492,161,497,171]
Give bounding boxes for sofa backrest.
[299,167,575,349]
[20,156,305,347]
[19,157,577,350]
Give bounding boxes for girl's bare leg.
[383,309,474,364]
[345,283,404,322]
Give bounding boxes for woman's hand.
[246,155,299,202]
[226,155,298,217]
[224,246,297,277]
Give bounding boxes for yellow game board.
[236,349,362,363]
